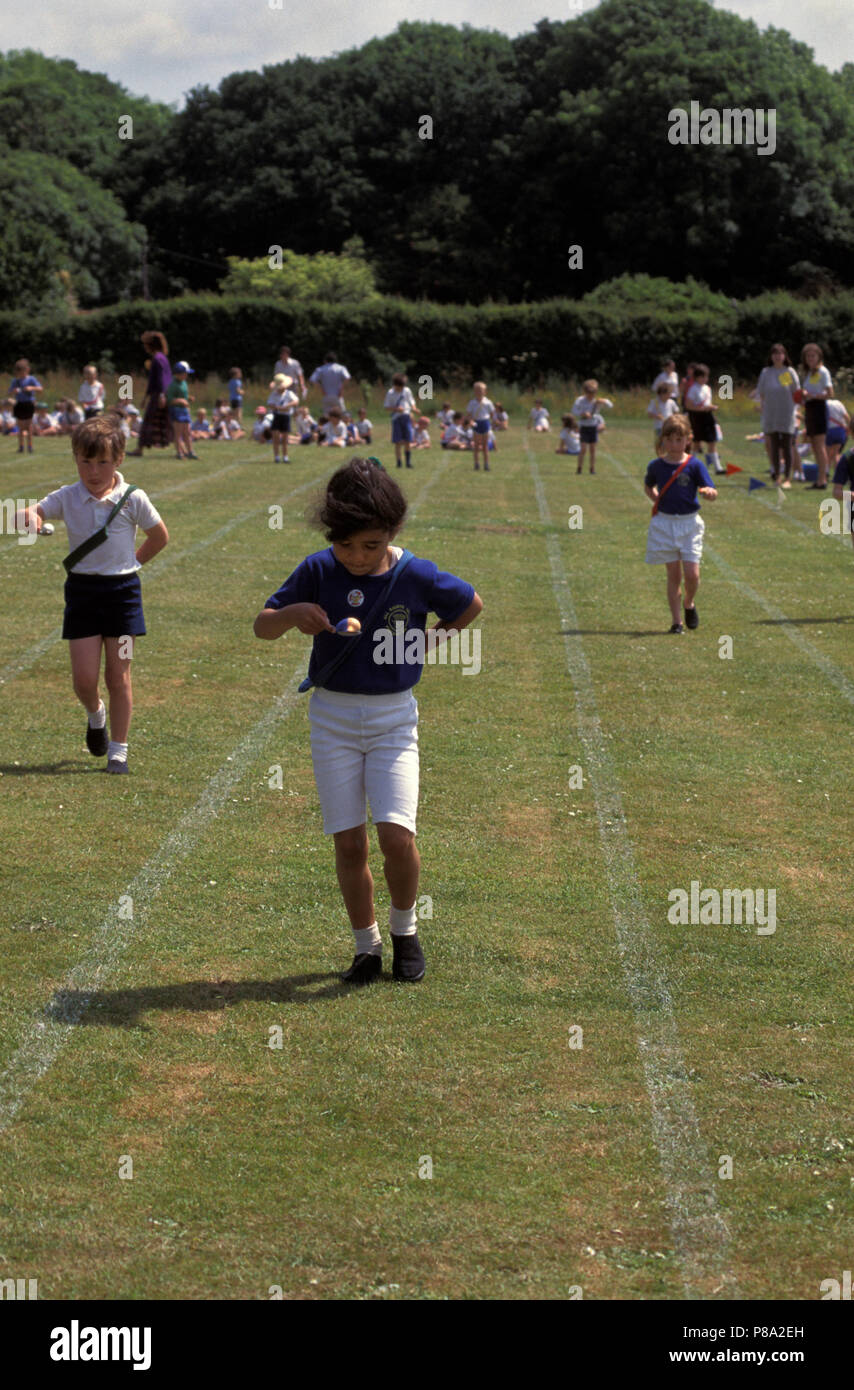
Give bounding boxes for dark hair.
[310,458,407,541]
[392,372,407,386]
[692,362,710,378]
[71,414,125,464]
[767,343,791,366]
[141,329,169,356]
[324,351,336,363]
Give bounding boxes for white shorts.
[645,511,705,565]
[308,687,419,835]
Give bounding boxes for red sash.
[652,459,691,516]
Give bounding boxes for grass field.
[0,406,852,1301]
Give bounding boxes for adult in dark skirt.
[128,330,172,456]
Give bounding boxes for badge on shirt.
[347,588,364,607]
[384,603,410,631]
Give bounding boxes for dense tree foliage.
[3,0,854,308]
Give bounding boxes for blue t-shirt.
[10,375,41,403]
[265,548,475,694]
[229,378,243,402]
[644,455,713,514]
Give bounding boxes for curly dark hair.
[309,457,408,541]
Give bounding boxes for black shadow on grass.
[754,615,854,626]
[45,974,361,1027]
[558,627,672,637]
[0,761,97,776]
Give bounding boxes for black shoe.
[669,622,684,634]
[341,952,382,985]
[684,605,699,630]
[86,722,108,757]
[809,482,827,489]
[391,933,426,983]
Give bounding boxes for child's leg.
[577,442,585,473]
[104,636,133,744]
[682,561,700,610]
[665,560,683,625]
[811,434,828,485]
[375,822,420,910]
[333,825,375,930]
[764,433,779,478]
[271,428,282,459]
[588,441,596,473]
[70,636,104,714]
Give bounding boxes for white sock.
[389,903,418,937]
[707,451,722,471]
[107,741,128,762]
[88,701,106,729]
[353,923,382,956]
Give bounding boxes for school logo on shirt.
[384,603,410,631]
[347,589,364,607]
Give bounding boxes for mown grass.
[0,413,851,1300]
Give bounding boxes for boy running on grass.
[644,414,717,634]
[18,415,168,771]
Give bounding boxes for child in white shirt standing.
[571,379,613,474]
[267,372,299,463]
[685,364,726,476]
[465,381,496,472]
[384,372,417,469]
[78,364,105,419]
[647,381,679,451]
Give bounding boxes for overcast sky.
[8,0,851,106]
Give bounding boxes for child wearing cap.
[644,413,717,634]
[166,361,198,459]
[17,414,169,773]
[267,373,299,462]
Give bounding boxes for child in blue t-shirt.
[644,414,717,633]
[9,357,43,453]
[253,458,483,985]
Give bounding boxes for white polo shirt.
[38,470,161,576]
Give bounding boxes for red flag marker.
[724,463,743,475]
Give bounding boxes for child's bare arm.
[644,484,658,503]
[16,502,47,532]
[429,593,483,634]
[698,486,717,500]
[136,521,169,564]
[254,602,335,640]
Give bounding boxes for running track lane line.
[0,457,448,1135]
[526,441,737,1299]
[604,449,854,709]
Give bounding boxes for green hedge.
[1,290,852,388]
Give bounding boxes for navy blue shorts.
[688,410,717,444]
[825,425,847,448]
[579,425,598,444]
[392,415,414,444]
[804,399,828,436]
[474,419,490,436]
[170,408,191,424]
[272,412,290,433]
[62,572,146,641]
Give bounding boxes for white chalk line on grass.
[0,665,305,1136]
[526,441,736,1299]
[0,471,327,689]
[0,459,445,1136]
[605,449,854,709]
